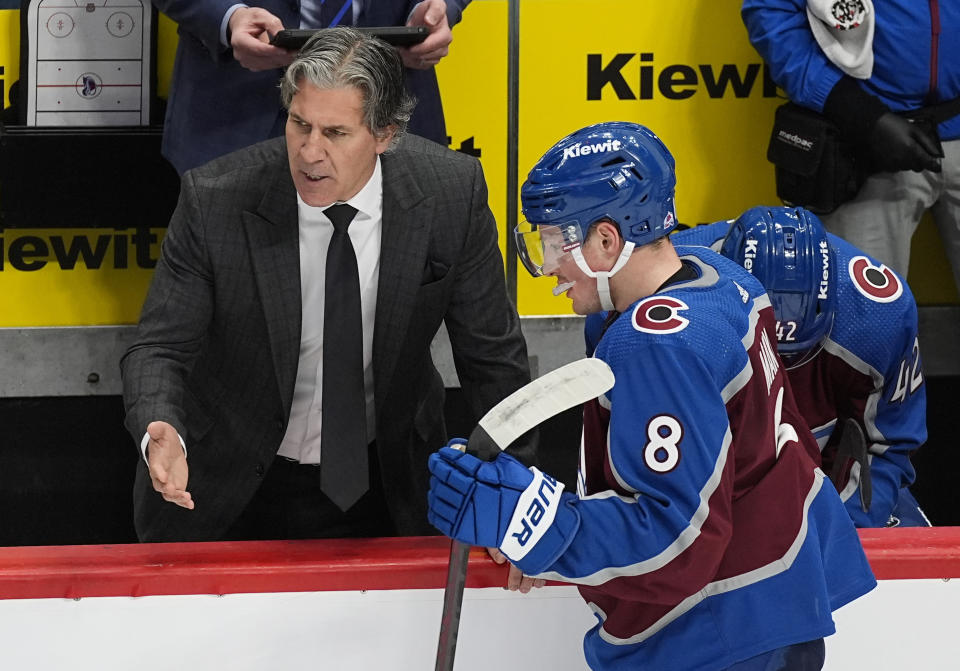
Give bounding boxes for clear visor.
[514,220,584,277]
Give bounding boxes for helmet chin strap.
[571,242,635,311]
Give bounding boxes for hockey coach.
[121,27,535,544]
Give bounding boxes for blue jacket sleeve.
[741,0,844,111]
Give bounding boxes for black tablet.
[270,26,428,49]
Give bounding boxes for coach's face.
[286,82,395,207]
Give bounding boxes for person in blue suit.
[153,0,469,173]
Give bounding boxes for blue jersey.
[669,223,927,527]
[555,247,874,670]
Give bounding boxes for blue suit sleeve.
[445,0,471,27]
[153,0,243,56]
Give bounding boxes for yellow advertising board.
[0,228,163,325]
[439,0,958,313]
[0,10,16,102]
[513,0,783,314]
[0,1,956,328]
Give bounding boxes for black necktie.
[320,203,368,511]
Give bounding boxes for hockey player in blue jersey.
[426,122,875,670]
[668,206,929,528]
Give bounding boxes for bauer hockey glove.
[427,442,579,576]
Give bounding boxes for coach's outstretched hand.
[427,441,579,576]
[146,420,194,510]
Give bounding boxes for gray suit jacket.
[121,133,533,541]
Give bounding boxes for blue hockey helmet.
[516,122,678,277]
[720,206,836,360]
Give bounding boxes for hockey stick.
[434,357,615,671]
[828,417,872,512]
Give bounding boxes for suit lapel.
[374,149,433,412]
[243,166,301,416]
[237,147,435,418]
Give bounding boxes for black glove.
[824,77,944,174]
[867,112,943,174]
[828,417,872,513]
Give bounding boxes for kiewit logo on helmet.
[818,240,830,300]
[742,237,759,272]
[562,139,623,160]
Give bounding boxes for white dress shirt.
[140,158,383,464]
[277,157,382,463]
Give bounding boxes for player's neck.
[611,241,683,311]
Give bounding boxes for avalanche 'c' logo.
[849,256,903,303]
[632,296,690,334]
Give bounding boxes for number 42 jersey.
[669,221,927,528]
[540,246,875,671]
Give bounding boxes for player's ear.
[595,220,623,257]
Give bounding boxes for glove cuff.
[499,470,579,575]
[822,76,889,145]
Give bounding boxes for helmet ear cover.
[720,206,836,356]
[518,122,679,274]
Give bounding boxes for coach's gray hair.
[280,27,416,146]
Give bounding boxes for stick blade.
[476,357,614,451]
